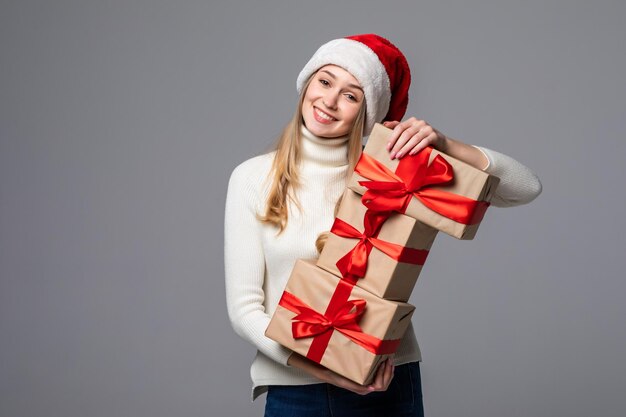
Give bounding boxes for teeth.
[316,108,335,121]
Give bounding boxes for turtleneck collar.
[300,124,349,167]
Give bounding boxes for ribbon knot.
[331,211,429,280]
[331,211,389,280]
[355,147,489,225]
[278,290,401,363]
[291,298,366,339]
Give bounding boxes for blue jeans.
[264,362,424,417]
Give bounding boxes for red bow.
[279,291,401,363]
[355,147,489,225]
[331,211,429,280]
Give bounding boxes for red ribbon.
[278,291,401,363]
[355,147,489,225]
[331,211,429,280]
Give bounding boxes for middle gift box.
[317,189,438,302]
[265,259,415,386]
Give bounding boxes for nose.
[322,90,339,110]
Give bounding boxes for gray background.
[1,1,624,416]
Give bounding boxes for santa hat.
[296,33,411,136]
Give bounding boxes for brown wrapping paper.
[348,123,500,240]
[317,189,438,301]
[265,259,415,385]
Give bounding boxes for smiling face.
[301,64,364,138]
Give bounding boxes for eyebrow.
[319,69,364,92]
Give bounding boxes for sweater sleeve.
[224,161,292,366]
[473,146,543,207]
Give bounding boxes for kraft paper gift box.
[317,189,437,302]
[348,123,500,240]
[265,259,414,386]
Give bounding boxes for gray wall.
[1,1,624,416]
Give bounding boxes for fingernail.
[386,142,392,150]
[396,152,404,159]
[389,152,396,159]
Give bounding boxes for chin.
[310,126,342,138]
[303,120,346,138]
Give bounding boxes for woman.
[225,34,541,417]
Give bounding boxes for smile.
[314,107,337,123]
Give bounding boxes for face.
[301,64,364,138]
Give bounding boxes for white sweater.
[224,125,542,400]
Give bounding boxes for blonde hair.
[257,72,366,237]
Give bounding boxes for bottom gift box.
[265,258,415,385]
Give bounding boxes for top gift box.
[348,124,500,240]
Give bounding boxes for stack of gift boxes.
[266,123,500,385]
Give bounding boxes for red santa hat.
[296,33,411,136]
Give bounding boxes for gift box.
[265,259,414,385]
[317,189,437,302]
[348,123,500,240]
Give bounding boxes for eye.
[345,94,358,102]
[319,79,330,86]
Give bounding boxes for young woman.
[225,34,542,417]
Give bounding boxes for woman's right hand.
[288,352,395,395]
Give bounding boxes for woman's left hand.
[383,118,448,159]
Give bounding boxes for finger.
[383,360,394,389]
[373,360,386,390]
[325,367,373,395]
[385,122,404,151]
[383,120,400,129]
[407,132,438,156]
[395,132,428,159]
[364,361,384,392]
[391,125,422,158]
[385,119,416,152]
[399,125,436,158]
[388,118,426,156]
[346,383,371,395]
[374,359,391,390]
[387,117,428,154]
[377,359,391,389]
[334,375,371,395]
[380,359,390,388]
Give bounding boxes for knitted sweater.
[224,125,542,400]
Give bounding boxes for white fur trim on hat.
[296,38,391,136]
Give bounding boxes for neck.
[300,124,349,167]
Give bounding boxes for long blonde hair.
[257,73,367,236]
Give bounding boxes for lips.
[313,107,337,124]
